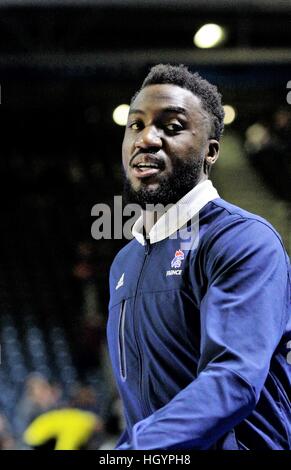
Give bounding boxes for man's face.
[122,83,217,207]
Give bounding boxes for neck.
[142,209,163,236]
[142,176,209,235]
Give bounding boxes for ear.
[206,139,219,164]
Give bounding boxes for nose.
[135,125,162,150]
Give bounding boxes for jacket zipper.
[118,300,127,382]
[133,238,152,416]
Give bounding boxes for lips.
[131,166,160,178]
[130,154,165,179]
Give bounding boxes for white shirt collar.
[132,179,219,245]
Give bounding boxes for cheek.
[170,140,202,163]
[180,136,207,159]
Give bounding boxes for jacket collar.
[132,179,219,245]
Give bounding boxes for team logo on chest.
[166,249,185,276]
[171,249,185,268]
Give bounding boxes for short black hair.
[132,64,224,141]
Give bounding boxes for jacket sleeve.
[116,218,290,450]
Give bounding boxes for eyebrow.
[129,106,189,117]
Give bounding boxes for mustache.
[129,150,164,168]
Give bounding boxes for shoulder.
[209,198,278,229]
[205,198,285,247]
[200,198,289,271]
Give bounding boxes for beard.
[123,157,204,209]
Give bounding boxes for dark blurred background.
[0,0,290,450]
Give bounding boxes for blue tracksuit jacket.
[107,197,291,450]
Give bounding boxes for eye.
[165,122,184,133]
[128,121,143,131]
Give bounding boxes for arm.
[117,219,290,450]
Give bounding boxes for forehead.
[131,84,205,118]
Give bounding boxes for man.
[107,64,291,450]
